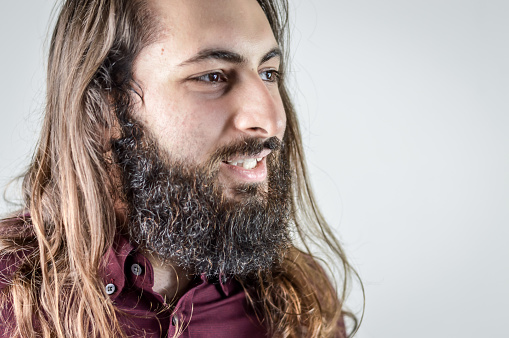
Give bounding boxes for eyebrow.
[260,47,282,64]
[178,47,282,67]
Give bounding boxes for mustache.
[205,136,282,170]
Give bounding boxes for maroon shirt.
[0,226,345,337]
[0,231,267,337]
[102,235,268,337]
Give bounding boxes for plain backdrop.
[1,1,508,337]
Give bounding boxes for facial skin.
[133,0,286,198]
[111,0,291,297]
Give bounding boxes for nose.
[231,74,286,140]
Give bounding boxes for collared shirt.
[102,235,267,337]
[0,223,346,337]
[0,231,267,337]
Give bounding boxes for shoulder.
[286,248,348,337]
[0,215,35,290]
[0,216,34,337]
[0,250,32,291]
[0,213,32,239]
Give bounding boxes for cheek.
[132,92,184,155]
[178,103,230,152]
[139,93,230,162]
[274,92,287,139]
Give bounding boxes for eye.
[260,69,280,83]
[192,72,227,83]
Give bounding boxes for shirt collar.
[101,234,238,300]
[101,234,133,300]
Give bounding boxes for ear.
[102,106,128,228]
[100,92,123,154]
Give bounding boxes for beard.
[111,119,292,278]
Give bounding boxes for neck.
[142,250,193,305]
[114,204,193,302]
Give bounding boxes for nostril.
[231,85,285,138]
[249,126,267,133]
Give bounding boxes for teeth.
[242,158,257,169]
[227,157,263,169]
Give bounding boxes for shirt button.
[105,283,116,295]
[131,263,143,276]
[171,316,178,326]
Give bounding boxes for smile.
[225,157,263,170]
[220,149,272,183]
[223,149,272,170]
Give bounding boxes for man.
[0,0,360,337]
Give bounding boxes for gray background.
[1,1,508,337]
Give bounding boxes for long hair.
[0,0,363,337]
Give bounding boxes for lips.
[220,149,272,183]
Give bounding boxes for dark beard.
[111,120,292,278]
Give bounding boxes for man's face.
[132,0,286,198]
[112,0,291,277]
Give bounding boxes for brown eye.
[260,70,280,82]
[194,72,227,83]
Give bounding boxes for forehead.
[146,0,278,59]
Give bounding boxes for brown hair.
[0,0,363,337]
